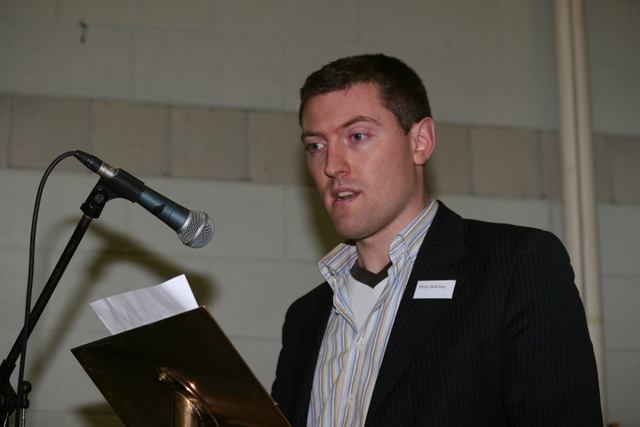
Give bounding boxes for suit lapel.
[292,285,333,427]
[367,202,467,419]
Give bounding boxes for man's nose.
[324,144,349,177]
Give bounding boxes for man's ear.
[412,117,436,166]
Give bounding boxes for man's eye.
[306,142,323,152]
[352,133,366,142]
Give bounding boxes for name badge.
[413,280,456,299]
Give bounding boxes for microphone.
[74,150,214,248]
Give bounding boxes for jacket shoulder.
[462,218,568,255]
[284,282,332,322]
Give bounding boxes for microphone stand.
[0,179,120,426]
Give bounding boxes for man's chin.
[330,222,367,242]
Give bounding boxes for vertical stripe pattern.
[307,201,438,426]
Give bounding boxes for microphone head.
[177,211,214,248]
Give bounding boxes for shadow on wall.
[26,219,216,387]
[74,403,123,427]
[81,222,214,303]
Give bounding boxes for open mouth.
[336,191,356,201]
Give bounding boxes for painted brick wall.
[1,0,639,425]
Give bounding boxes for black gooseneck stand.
[0,179,122,426]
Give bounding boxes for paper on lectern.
[90,274,198,335]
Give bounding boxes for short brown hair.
[299,54,432,134]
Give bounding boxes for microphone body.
[74,151,214,248]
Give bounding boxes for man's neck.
[354,244,392,274]
[353,197,431,272]
[353,223,402,272]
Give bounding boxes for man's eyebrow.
[300,130,321,142]
[341,115,381,129]
[300,115,381,142]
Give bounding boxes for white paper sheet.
[90,274,198,335]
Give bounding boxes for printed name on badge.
[413,280,456,299]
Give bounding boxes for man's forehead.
[299,91,408,143]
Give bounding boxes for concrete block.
[14,171,128,251]
[609,135,640,205]
[170,106,247,180]
[539,131,562,200]
[426,122,471,195]
[441,195,552,232]
[499,0,551,56]
[605,350,640,425]
[248,111,310,185]
[283,40,371,111]
[590,64,640,136]
[126,178,287,260]
[593,134,613,203]
[358,0,558,132]
[61,0,210,30]
[11,96,90,171]
[209,259,324,339]
[0,170,50,246]
[599,204,640,276]
[361,0,501,55]
[214,0,358,41]
[470,126,542,197]
[428,51,557,131]
[602,275,640,350]
[0,0,56,19]
[0,248,33,332]
[0,21,131,98]
[586,0,637,66]
[540,131,613,203]
[0,95,10,167]
[134,30,283,109]
[92,101,170,176]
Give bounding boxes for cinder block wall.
[2,94,640,203]
[1,0,639,426]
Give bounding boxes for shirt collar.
[319,200,439,282]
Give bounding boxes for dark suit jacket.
[271,202,602,426]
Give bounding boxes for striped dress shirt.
[307,200,438,427]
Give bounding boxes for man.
[271,54,602,426]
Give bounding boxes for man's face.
[300,83,434,246]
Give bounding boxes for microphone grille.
[177,211,215,248]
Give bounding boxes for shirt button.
[356,338,365,350]
[346,395,354,406]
